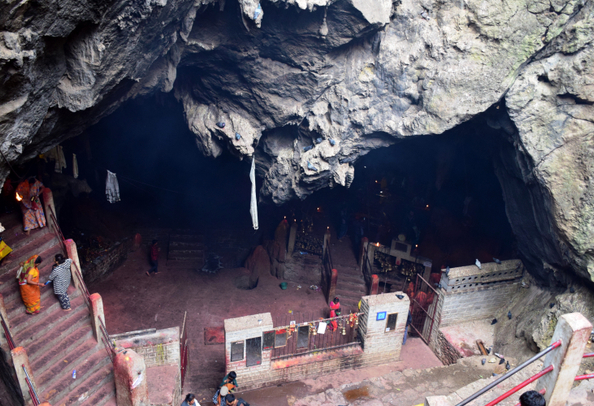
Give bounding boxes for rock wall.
[1,0,593,281]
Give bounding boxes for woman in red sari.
[16,177,46,235]
[18,255,44,314]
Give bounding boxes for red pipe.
[513,388,546,406]
[582,352,594,358]
[485,365,554,406]
[575,373,594,381]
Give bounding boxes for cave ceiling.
[1,0,594,282]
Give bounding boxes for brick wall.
[83,237,132,284]
[112,327,180,368]
[431,330,462,365]
[224,293,410,390]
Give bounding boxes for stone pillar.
[367,242,377,269]
[11,347,37,405]
[224,313,273,384]
[90,293,105,343]
[41,188,56,226]
[64,239,82,291]
[371,275,379,295]
[328,269,338,304]
[359,237,369,271]
[287,222,297,257]
[536,312,593,406]
[358,293,410,362]
[133,233,142,251]
[322,228,331,258]
[114,349,149,406]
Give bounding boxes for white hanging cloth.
[46,146,67,173]
[249,156,259,230]
[105,170,121,203]
[72,153,79,179]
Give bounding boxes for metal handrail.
[273,312,363,331]
[22,364,40,406]
[484,365,553,406]
[45,203,116,362]
[583,352,594,358]
[455,339,562,406]
[0,312,16,349]
[575,373,594,381]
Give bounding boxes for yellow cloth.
[0,241,12,261]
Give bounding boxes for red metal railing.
[22,364,40,406]
[582,352,594,358]
[455,339,562,406]
[575,373,594,381]
[0,312,16,349]
[180,311,189,387]
[46,204,116,362]
[484,365,554,406]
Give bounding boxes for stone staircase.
[0,210,115,406]
[167,230,205,267]
[330,236,367,314]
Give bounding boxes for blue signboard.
[376,311,387,321]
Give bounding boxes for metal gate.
[409,274,440,344]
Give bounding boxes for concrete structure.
[113,327,181,406]
[224,293,410,390]
[90,293,105,343]
[11,346,36,405]
[537,313,592,406]
[114,349,149,406]
[429,260,524,364]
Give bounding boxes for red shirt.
[150,245,159,261]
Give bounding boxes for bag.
[0,241,12,261]
[16,265,24,280]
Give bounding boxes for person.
[224,394,249,406]
[48,254,72,311]
[220,371,237,389]
[403,311,413,345]
[18,255,44,314]
[181,393,200,406]
[330,297,341,316]
[214,385,233,406]
[16,177,46,235]
[146,240,159,276]
[519,391,546,406]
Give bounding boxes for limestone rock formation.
[1,0,594,282]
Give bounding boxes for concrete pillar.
[359,237,368,270]
[536,312,593,406]
[322,228,331,258]
[64,239,82,291]
[371,275,379,295]
[287,222,297,257]
[11,347,37,405]
[329,269,338,304]
[132,233,142,251]
[367,243,377,269]
[114,349,149,406]
[90,293,105,343]
[41,188,56,226]
[358,293,409,361]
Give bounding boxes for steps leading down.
[0,210,116,406]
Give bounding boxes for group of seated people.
[182,371,250,406]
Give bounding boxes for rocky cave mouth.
[40,93,519,278]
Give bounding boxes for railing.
[575,352,594,381]
[22,364,40,406]
[455,339,562,406]
[271,312,362,360]
[180,311,189,387]
[0,311,16,350]
[46,204,116,362]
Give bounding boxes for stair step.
[41,346,111,405]
[169,240,205,248]
[78,376,116,406]
[37,336,100,390]
[30,321,93,375]
[0,233,60,278]
[13,294,86,345]
[2,226,51,257]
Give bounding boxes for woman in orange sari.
[18,255,44,314]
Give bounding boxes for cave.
[1,0,594,405]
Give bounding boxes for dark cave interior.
[1,93,517,274]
